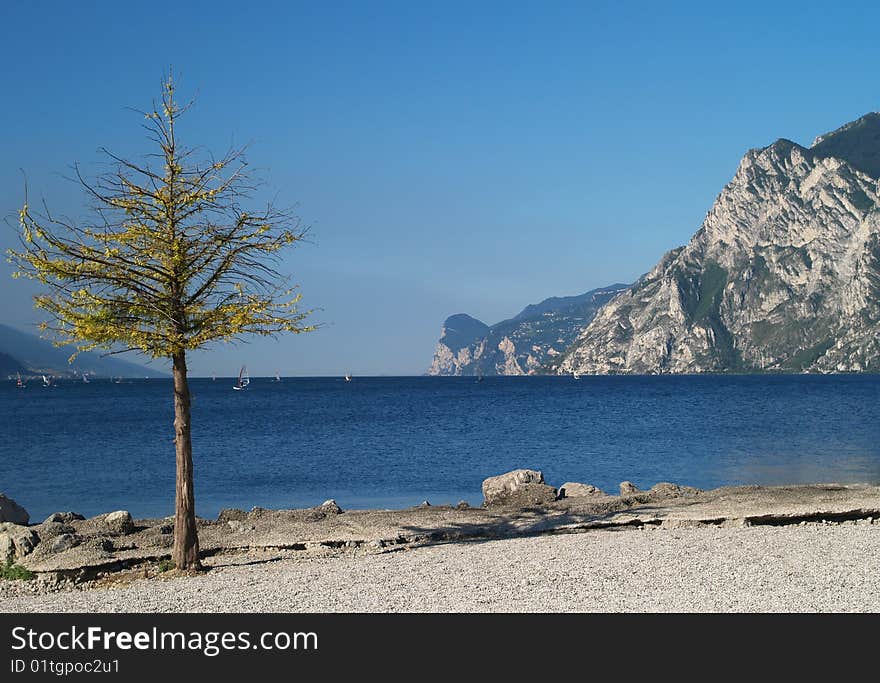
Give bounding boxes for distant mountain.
[556,113,880,374]
[0,351,25,376]
[0,323,168,378]
[427,284,629,375]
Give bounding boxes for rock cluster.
[0,501,139,567]
[480,470,703,507]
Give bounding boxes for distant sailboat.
[273,371,281,383]
[42,374,51,387]
[16,373,25,389]
[344,373,352,382]
[82,373,90,384]
[114,377,123,384]
[572,371,581,380]
[233,366,250,391]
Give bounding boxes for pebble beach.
[3,521,879,613]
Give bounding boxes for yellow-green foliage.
[8,74,315,360]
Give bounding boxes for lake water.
[2,375,879,521]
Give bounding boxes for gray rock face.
[482,469,558,507]
[0,494,29,525]
[557,113,880,375]
[49,533,79,553]
[559,482,606,498]
[103,511,134,535]
[0,522,39,564]
[428,285,629,376]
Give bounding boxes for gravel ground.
[2,523,879,612]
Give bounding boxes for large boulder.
[0,494,29,525]
[559,482,606,498]
[317,499,343,515]
[103,510,134,535]
[42,512,85,525]
[619,481,641,496]
[482,469,557,508]
[482,469,544,503]
[0,522,39,564]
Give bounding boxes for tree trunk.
[172,350,201,570]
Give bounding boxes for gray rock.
[0,522,39,563]
[49,533,79,553]
[217,509,247,523]
[482,469,546,505]
[94,538,114,552]
[42,512,85,525]
[103,511,134,535]
[0,494,29,525]
[619,481,641,496]
[317,500,343,515]
[559,482,606,498]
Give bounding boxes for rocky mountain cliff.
[428,284,628,375]
[555,113,880,374]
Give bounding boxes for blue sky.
[2,1,879,376]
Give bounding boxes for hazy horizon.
[3,1,880,376]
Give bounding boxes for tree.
[8,74,315,570]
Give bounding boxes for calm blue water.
[2,375,879,521]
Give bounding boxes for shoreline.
[3,480,880,611]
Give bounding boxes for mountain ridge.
[428,284,629,375]
[0,323,169,378]
[555,112,880,375]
